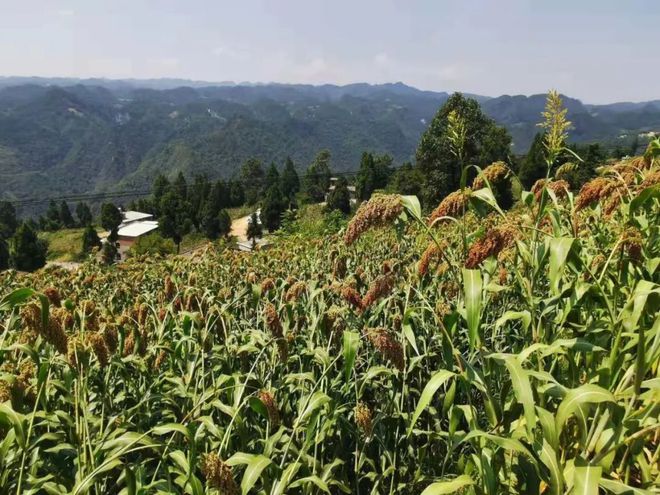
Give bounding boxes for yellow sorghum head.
[344,194,403,245]
[465,225,518,269]
[264,303,283,338]
[365,327,404,371]
[472,161,509,190]
[428,189,471,226]
[355,402,373,436]
[285,281,307,302]
[341,286,364,312]
[260,277,275,293]
[258,390,280,426]
[620,227,643,261]
[362,274,394,310]
[43,287,62,307]
[87,332,109,367]
[201,453,238,495]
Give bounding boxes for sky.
[0,0,657,103]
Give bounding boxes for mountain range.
[1,77,659,211]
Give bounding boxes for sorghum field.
[1,116,659,493]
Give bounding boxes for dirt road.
[230,215,250,242]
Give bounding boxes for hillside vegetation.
[0,105,658,493]
[1,81,656,207]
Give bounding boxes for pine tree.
[0,201,18,240]
[59,201,75,228]
[265,163,280,191]
[416,93,511,207]
[241,158,265,205]
[326,176,351,215]
[218,209,231,237]
[246,212,262,249]
[0,238,8,270]
[100,203,122,264]
[281,157,300,200]
[45,200,62,231]
[261,184,285,232]
[519,132,547,188]
[304,150,332,203]
[9,223,47,272]
[76,202,93,227]
[81,225,101,255]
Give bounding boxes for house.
[105,210,159,259]
[326,177,357,204]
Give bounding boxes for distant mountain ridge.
[1,78,658,210]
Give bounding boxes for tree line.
[2,92,636,271]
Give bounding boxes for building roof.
[122,211,154,223]
[117,220,159,238]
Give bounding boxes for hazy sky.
[0,0,657,103]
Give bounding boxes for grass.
[227,204,254,220]
[39,228,87,262]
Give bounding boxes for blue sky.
[0,0,657,102]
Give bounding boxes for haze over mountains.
[1,77,659,206]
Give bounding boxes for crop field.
[1,141,659,491]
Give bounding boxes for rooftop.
[117,220,159,238]
[121,210,154,224]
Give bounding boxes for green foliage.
[246,212,262,245]
[0,201,18,240]
[416,93,512,207]
[304,150,332,203]
[241,158,265,205]
[128,233,176,257]
[9,222,47,271]
[325,176,351,215]
[355,152,393,200]
[58,201,75,228]
[100,203,122,233]
[261,184,286,232]
[0,237,8,269]
[75,202,93,227]
[281,156,300,200]
[519,132,547,188]
[81,225,101,256]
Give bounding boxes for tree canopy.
[416,92,511,207]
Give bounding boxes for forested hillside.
[0,80,657,206]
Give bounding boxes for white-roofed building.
[109,210,159,259]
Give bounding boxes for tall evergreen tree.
[229,180,245,207]
[152,175,171,215]
[416,93,511,206]
[355,152,393,200]
[0,238,8,270]
[261,184,286,232]
[304,150,332,203]
[265,163,280,191]
[281,157,300,200]
[246,213,262,249]
[76,202,93,227]
[326,176,351,215]
[81,225,101,255]
[218,209,231,238]
[158,191,191,251]
[45,200,62,231]
[0,201,18,240]
[389,162,424,196]
[59,201,75,228]
[519,132,547,188]
[9,223,47,272]
[240,158,265,205]
[173,172,188,202]
[100,203,122,264]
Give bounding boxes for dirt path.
[230,215,250,242]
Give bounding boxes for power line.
[7,167,395,208]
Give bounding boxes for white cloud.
[57,9,75,17]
